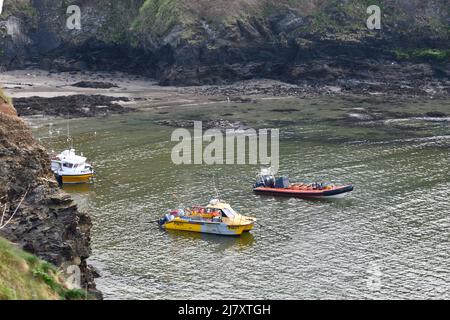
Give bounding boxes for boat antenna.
[67,117,73,149]
[172,193,183,207]
[214,187,219,198]
[212,173,221,200]
[214,186,220,200]
[48,122,55,154]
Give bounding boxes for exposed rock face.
[157,119,249,131]
[13,95,131,118]
[0,104,101,298]
[71,81,118,89]
[0,101,18,116]
[0,1,448,91]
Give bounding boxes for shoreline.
[1,68,449,120]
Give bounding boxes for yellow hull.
[242,223,254,232]
[164,219,254,236]
[165,220,203,233]
[61,173,94,184]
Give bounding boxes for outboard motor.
[262,175,275,187]
[158,213,175,226]
[255,168,277,188]
[158,216,167,226]
[255,172,275,188]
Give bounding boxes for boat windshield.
[222,207,238,218]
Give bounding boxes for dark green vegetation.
[394,48,450,62]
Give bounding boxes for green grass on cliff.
[394,48,450,62]
[0,88,13,106]
[2,0,37,19]
[0,237,87,300]
[132,0,181,37]
[1,0,448,56]
[128,0,448,41]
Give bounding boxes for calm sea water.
[33,96,450,299]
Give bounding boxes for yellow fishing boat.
[159,199,256,236]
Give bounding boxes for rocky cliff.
[0,90,101,299]
[0,1,449,90]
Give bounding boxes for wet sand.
[1,69,448,126]
[0,69,295,114]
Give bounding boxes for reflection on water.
[62,183,92,193]
[60,183,95,212]
[165,229,255,250]
[33,97,450,300]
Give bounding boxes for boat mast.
[67,117,73,149]
[214,187,221,200]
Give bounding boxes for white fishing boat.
[51,149,95,184]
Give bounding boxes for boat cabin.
[51,149,91,174]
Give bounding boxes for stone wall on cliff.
[0,99,101,298]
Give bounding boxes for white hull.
[319,193,349,199]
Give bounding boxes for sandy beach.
[0,69,304,114]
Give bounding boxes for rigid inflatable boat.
[253,169,353,199]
